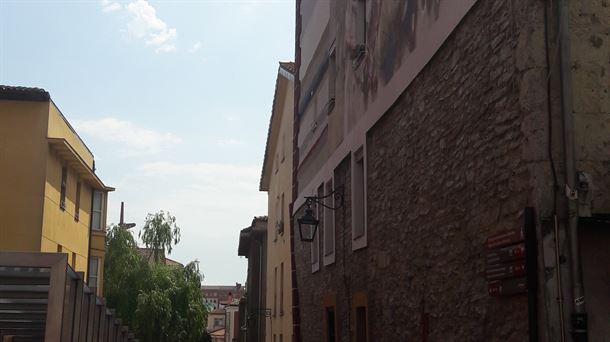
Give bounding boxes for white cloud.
[74,117,181,156]
[101,0,121,13]
[124,0,177,53]
[188,41,202,53]
[217,138,244,146]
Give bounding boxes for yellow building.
[259,62,294,342]
[0,85,113,296]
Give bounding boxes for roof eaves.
[0,85,50,102]
[259,62,294,191]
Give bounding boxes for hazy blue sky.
[0,0,295,285]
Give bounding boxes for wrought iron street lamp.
[297,185,344,242]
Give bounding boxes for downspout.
[557,1,587,340]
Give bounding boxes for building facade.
[237,217,268,342]
[259,62,295,342]
[0,85,113,296]
[291,1,610,342]
[202,283,245,311]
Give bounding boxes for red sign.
[486,260,526,281]
[486,228,524,250]
[486,243,525,264]
[488,277,527,296]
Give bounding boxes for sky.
[0,0,295,285]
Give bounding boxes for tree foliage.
[104,216,206,342]
[139,211,181,263]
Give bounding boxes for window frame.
[91,190,104,231]
[88,256,100,289]
[323,178,336,266]
[273,266,278,317]
[351,146,367,251]
[74,181,81,222]
[59,166,67,210]
[280,262,284,316]
[352,292,369,342]
[323,294,338,342]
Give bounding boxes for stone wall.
[294,1,538,341]
[293,0,610,341]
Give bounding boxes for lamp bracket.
[304,185,344,210]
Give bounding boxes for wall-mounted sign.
[486,228,527,296]
[488,277,527,296]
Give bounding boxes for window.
[213,318,224,328]
[278,193,285,236]
[88,257,99,289]
[325,307,336,342]
[311,184,323,272]
[75,181,81,221]
[91,191,103,230]
[352,147,367,250]
[280,334,283,342]
[71,252,77,269]
[355,307,368,342]
[274,196,280,241]
[354,0,367,59]
[352,292,368,342]
[60,166,67,210]
[280,262,284,315]
[281,133,286,162]
[323,295,337,342]
[274,266,278,316]
[323,179,335,265]
[328,47,336,113]
[57,244,62,253]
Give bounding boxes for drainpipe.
[557,1,587,341]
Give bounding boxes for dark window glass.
[326,307,336,342]
[356,306,367,342]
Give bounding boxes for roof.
[0,85,50,102]
[279,61,295,74]
[237,216,268,256]
[259,62,295,191]
[137,247,183,266]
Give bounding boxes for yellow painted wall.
[47,101,94,168]
[1,98,109,289]
[264,76,294,342]
[41,150,93,275]
[0,100,49,251]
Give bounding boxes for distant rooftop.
[0,85,50,102]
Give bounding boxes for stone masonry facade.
[294,0,610,341]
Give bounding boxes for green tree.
[104,224,149,325]
[135,261,206,342]
[139,210,181,263]
[104,219,207,342]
